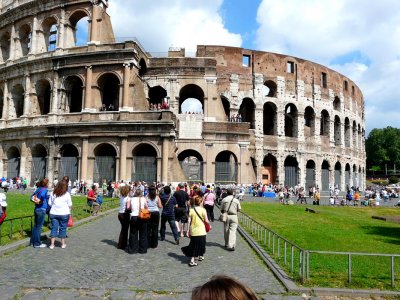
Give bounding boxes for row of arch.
[0,9,90,62]
[4,144,240,186]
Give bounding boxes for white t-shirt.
[0,193,7,207]
[49,192,72,215]
[129,196,146,217]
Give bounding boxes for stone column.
[119,138,127,181]
[10,24,16,61]
[23,74,30,116]
[89,4,99,44]
[80,138,89,181]
[47,139,56,184]
[121,63,132,111]
[161,136,169,184]
[20,141,27,180]
[83,65,93,112]
[51,71,59,114]
[30,16,38,54]
[2,80,8,120]
[57,9,65,49]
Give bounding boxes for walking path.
[0,209,311,300]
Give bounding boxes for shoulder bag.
[138,197,151,221]
[194,207,211,232]
[219,197,234,222]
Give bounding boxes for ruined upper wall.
[196,45,364,110]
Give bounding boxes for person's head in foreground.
[191,275,258,300]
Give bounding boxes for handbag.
[194,207,211,233]
[219,197,234,222]
[68,214,74,227]
[138,197,151,221]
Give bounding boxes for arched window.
[59,144,79,183]
[304,106,315,137]
[305,160,316,189]
[333,96,340,111]
[0,32,11,62]
[178,150,203,183]
[179,84,204,114]
[263,80,277,97]
[334,162,341,189]
[344,118,350,147]
[35,79,51,115]
[263,102,277,135]
[221,96,230,121]
[93,144,116,184]
[345,163,351,189]
[352,121,358,149]
[239,98,255,129]
[11,84,24,118]
[334,116,341,146]
[139,58,147,77]
[64,76,83,113]
[320,110,330,136]
[148,86,167,107]
[262,154,277,184]
[98,73,120,111]
[39,17,58,52]
[132,144,157,183]
[18,24,32,57]
[321,160,330,191]
[215,151,238,184]
[67,11,89,47]
[285,104,298,137]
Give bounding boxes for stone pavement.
[0,209,313,300]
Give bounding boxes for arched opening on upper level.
[263,80,277,97]
[68,10,89,47]
[221,96,230,121]
[239,98,255,129]
[18,24,32,57]
[35,79,51,115]
[344,117,350,147]
[139,58,147,77]
[320,110,330,137]
[333,96,341,111]
[98,73,120,111]
[38,17,58,52]
[64,76,83,113]
[11,84,24,118]
[0,31,11,62]
[304,106,315,137]
[334,115,341,146]
[263,102,277,135]
[179,84,204,114]
[285,103,298,137]
[148,85,167,108]
[352,121,358,148]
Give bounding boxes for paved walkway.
[0,209,309,300]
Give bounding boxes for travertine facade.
[0,0,366,190]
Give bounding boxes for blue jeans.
[30,208,46,246]
[50,214,70,238]
[160,214,179,241]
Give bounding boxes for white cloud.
[107,0,242,54]
[255,0,400,134]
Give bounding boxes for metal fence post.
[348,253,352,284]
[291,246,294,273]
[391,256,395,288]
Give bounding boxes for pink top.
[203,191,215,205]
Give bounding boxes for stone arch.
[64,75,84,113]
[138,58,147,77]
[35,79,52,115]
[178,149,204,183]
[93,143,117,184]
[132,143,158,183]
[305,160,316,189]
[321,160,330,191]
[333,96,340,111]
[239,98,255,129]
[334,115,341,146]
[39,16,58,52]
[215,151,238,184]
[345,163,351,189]
[31,144,47,184]
[179,84,204,114]
[262,154,277,184]
[0,31,11,62]
[352,120,357,148]
[263,80,277,97]
[320,110,330,136]
[148,85,167,106]
[344,117,350,147]
[334,161,341,189]
[97,73,120,111]
[352,164,358,188]
[263,102,277,135]
[59,144,79,183]
[285,103,298,137]
[18,23,32,57]
[304,106,315,137]
[284,156,298,187]
[67,10,90,47]
[11,84,24,118]
[6,146,20,179]
[221,96,230,121]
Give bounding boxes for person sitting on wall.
[100,104,106,111]
[108,104,114,111]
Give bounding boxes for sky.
[106,0,400,135]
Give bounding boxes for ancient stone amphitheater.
[0,0,365,190]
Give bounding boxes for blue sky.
[106,0,400,135]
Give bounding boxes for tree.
[366,127,400,171]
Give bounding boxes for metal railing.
[0,198,119,246]
[239,212,399,288]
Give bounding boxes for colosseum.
[0,0,366,190]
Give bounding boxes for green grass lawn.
[0,192,119,246]
[241,202,400,290]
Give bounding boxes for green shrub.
[369,179,388,185]
[388,176,399,184]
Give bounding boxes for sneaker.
[175,239,180,245]
[49,245,55,250]
[33,244,47,248]
[61,244,67,249]
[227,247,235,251]
[198,256,204,261]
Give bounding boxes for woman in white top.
[146,185,162,248]
[128,189,148,254]
[117,185,131,249]
[48,180,72,249]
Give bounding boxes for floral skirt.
[181,235,206,257]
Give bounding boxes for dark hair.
[148,185,157,199]
[37,178,49,188]
[91,184,96,190]
[163,185,171,195]
[226,188,234,195]
[135,189,143,197]
[120,185,130,197]
[53,180,68,197]
[62,176,69,182]
[191,275,258,300]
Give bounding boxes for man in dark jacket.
[173,182,190,236]
[159,185,180,244]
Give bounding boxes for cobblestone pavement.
[0,209,313,299]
